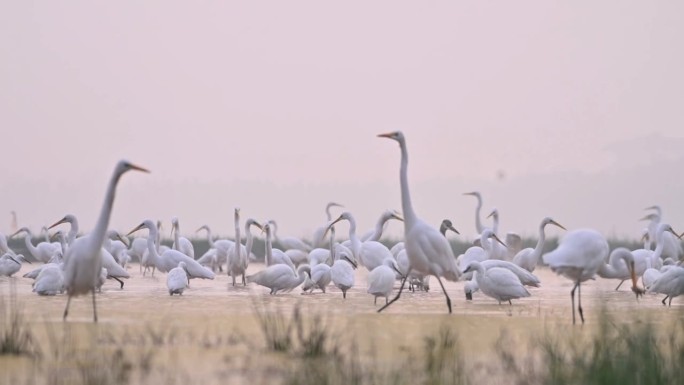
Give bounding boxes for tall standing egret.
[642,208,682,260]
[62,160,149,322]
[227,210,262,286]
[10,227,60,263]
[543,229,643,324]
[311,202,344,248]
[512,217,566,272]
[377,131,460,313]
[329,211,395,272]
[127,220,215,279]
[262,223,296,270]
[171,217,195,259]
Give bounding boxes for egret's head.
[116,160,150,176]
[377,131,404,143]
[440,219,460,236]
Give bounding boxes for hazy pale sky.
[1,2,683,241]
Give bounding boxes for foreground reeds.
[1,290,683,385]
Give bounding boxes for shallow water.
[1,262,682,384]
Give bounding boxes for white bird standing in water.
[543,229,643,324]
[311,202,344,248]
[127,220,215,279]
[463,261,530,305]
[167,262,190,296]
[171,217,195,259]
[62,160,149,322]
[512,217,566,272]
[47,214,80,245]
[367,257,404,305]
[377,131,460,313]
[10,227,60,263]
[246,264,312,295]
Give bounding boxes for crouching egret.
[463,261,530,305]
[367,257,404,305]
[167,262,190,295]
[246,264,312,295]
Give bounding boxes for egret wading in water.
[62,160,149,322]
[377,131,460,313]
[512,217,566,272]
[543,229,644,325]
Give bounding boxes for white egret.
[227,211,263,286]
[543,229,642,324]
[400,220,459,292]
[303,226,337,294]
[377,131,460,313]
[0,253,27,277]
[642,207,682,260]
[267,219,312,252]
[311,202,344,248]
[61,160,149,322]
[10,227,60,263]
[33,263,65,296]
[464,259,541,300]
[367,257,404,305]
[127,220,215,279]
[463,261,530,305]
[329,211,395,273]
[10,210,18,233]
[648,264,684,306]
[196,224,235,273]
[512,217,566,272]
[330,250,357,299]
[0,232,11,255]
[463,191,486,235]
[246,264,311,295]
[48,214,79,245]
[171,217,195,259]
[457,229,506,280]
[360,210,403,242]
[262,223,296,270]
[167,262,190,295]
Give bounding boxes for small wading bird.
[62,160,149,322]
[377,131,460,313]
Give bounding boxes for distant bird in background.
[10,211,18,234]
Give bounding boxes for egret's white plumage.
[61,160,149,322]
[10,227,60,263]
[512,217,566,272]
[463,261,530,304]
[311,202,344,248]
[377,131,460,313]
[0,253,25,277]
[247,264,311,295]
[268,219,312,252]
[128,220,215,280]
[171,217,195,259]
[367,257,402,305]
[360,210,403,242]
[167,262,189,295]
[648,265,684,306]
[33,263,65,296]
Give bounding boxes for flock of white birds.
[1,132,683,325]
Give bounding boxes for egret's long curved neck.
[21,230,40,259]
[90,169,124,252]
[325,205,334,221]
[367,213,389,242]
[245,222,256,257]
[533,222,548,257]
[346,216,361,261]
[491,213,499,235]
[172,223,181,251]
[327,226,336,266]
[41,227,49,243]
[474,196,483,234]
[203,227,215,248]
[234,212,241,260]
[265,229,273,266]
[67,220,78,245]
[398,139,417,227]
[653,229,666,260]
[145,227,160,265]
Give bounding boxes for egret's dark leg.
[63,295,72,321]
[385,297,388,305]
[92,290,98,323]
[374,296,377,305]
[434,275,452,314]
[578,282,584,324]
[378,267,412,313]
[662,295,669,306]
[111,276,124,289]
[615,279,625,291]
[570,282,579,325]
[343,289,347,299]
[509,300,512,305]
[669,296,673,307]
